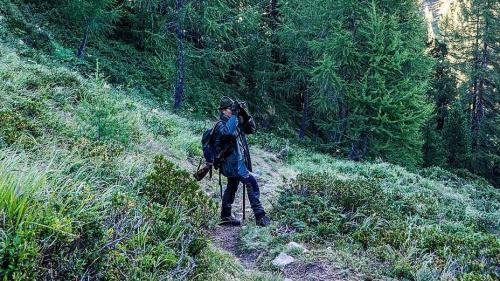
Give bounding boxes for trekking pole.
[219,171,223,200]
[242,183,246,221]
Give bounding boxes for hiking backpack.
[201,121,222,168]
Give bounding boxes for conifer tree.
[444,0,499,185]
[423,40,457,167]
[62,0,121,58]
[183,0,266,111]
[279,0,434,166]
[442,101,471,169]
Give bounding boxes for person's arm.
[218,115,238,137]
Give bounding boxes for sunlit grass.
[0,153,46,229]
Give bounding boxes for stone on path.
[286,241,308,253]
[272,252,295,267]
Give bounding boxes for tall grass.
[0,154,43,229]
[0,39,265,279]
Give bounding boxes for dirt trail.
[197,147,365,280]
[202,147,290,271]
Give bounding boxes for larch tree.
[62,0,121,58]
[423,40,458,167]
[444,0,499,185]
[279,0,434,166]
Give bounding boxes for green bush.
[0,111,37,146]
[186,140,203,158]
[0,151,220,280]
[142,155,217,229]
[145,111,176,137]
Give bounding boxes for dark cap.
[219,96,234,110]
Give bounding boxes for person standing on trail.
[216,96,271,227]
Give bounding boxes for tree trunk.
[348,132,368,161]
[471,11,489,151]
[335,101,348,143]
[299,90,309,139]
[173,0,185,110]
[76,28,89,59]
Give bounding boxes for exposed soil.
[203,147,366,280]
[209,225,261,270]
[282,259,364,281]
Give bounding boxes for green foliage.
[422,118,447,167]
[0,152,108,280]
[193,244,281,281]
[0,19,265,279]
[56,0,120,43]
[278,0,434,167]
[77,79,141,146]
[0,0,498,279]
[0,0,53,52]
[0,151,220,280]
[442,102,471,169]
[0,110,39,147]
[239,223,274,253]
[0,160,41,280]
[274,170,500,279]
[4,0,496,187]
[142,155,217,228]
[145,111,176,137]
[440,0,499,187]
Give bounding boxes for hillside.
[1,1,499,281]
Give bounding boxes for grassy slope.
[240,148,499,280]
[1,1,499,281]
[0,4,282,279]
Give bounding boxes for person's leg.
[240,174,266,219]
[221,177,240,218]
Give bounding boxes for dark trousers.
[221,174,266,219]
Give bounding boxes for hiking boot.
[220,216,241,226]
[256,215,271,227]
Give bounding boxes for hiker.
[216,96,270,227]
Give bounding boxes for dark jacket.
[215,111,256,178]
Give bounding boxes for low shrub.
[0,110,40,146]
[145,111,176,137]
[274,171,500,280]
[142,155,217,229]
[77,80,141,146]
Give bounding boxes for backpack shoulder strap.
[210,120,223,139]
